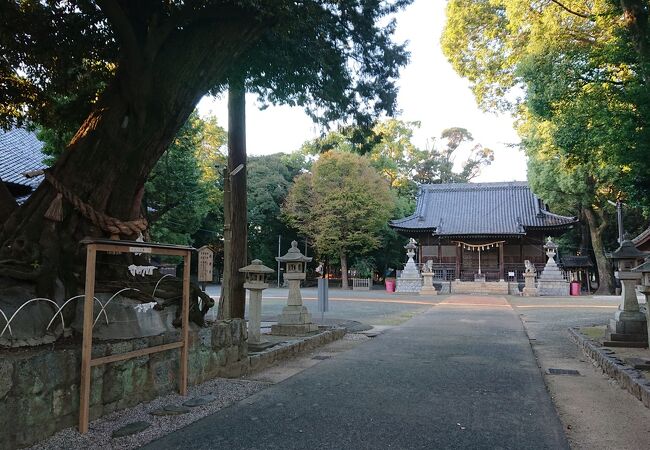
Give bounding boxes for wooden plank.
[180,250,191,395]
[80,237,193,252]
[90,341,183,366]
[93,243,189,257]
[79,244,97,434]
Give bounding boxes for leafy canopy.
[283,151,395,260]
[1,0,412,132]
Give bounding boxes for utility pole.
[277,235,281,287]
[608,199,625,244]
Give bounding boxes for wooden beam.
[90,342,183,366]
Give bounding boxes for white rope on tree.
[46,295,109,331]
[92,288,140,327]
[0,298,64,338]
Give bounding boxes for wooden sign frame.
[78,238,194,434]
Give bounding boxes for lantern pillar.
[240,259,275,351]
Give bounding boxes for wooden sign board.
[198,246,214,282]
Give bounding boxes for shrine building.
[389,182,577,282]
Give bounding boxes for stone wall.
[450,280,509,295]
[0,319,248,449]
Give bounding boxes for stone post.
[606,239,648,346]
[239,259,275,351]
[272,241,318,336]
[632,257,650,345]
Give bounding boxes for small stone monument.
[240,259,275,351]
[396,238,422,293]
[606,239,648,346]
[522,260,538,297]
[419,260,437,296]
[537,238,569,296]
[271,241,318,336]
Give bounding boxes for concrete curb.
[226,327,348,377]
[568,327,650,408]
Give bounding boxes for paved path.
[146,295,568,449]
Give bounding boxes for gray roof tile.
[390,182,577,236]
[0,128,46,199]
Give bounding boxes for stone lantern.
[537,237,569,296]
[396,238,422,293]
[239,259,274,351]
[632,257,650,345]
[606,239,649,346]
[271,241,318,336]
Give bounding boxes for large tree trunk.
[340,251,349,290]
[0,18,265,306]
[226,80,247,319]
[583,206,615,294]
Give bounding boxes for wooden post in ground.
[78,243,97,434]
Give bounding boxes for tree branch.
[95,0,142,64]
[549,0,591,19]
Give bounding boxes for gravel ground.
[28,377,269,450]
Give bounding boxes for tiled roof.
[633,226,650,248]
[389,182,577,236]
[561,255,593,268]
[0,128,46,200]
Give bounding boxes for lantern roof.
[609,239,649,260]
[631,257,650,273]
[239,259,275,274]
[276,241,312,263]
[543,237,558,250]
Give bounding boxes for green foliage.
[1,1,412,131]
[146,112,226,245]
[442,0,650,210]
[247,153,308,267]
[351,257,375,278]
[283,151,395,261]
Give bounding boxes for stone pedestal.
[522,272,537,297]
[537,252,569,296]
[605,271,647,347]
[271,272,318,336]
[420,272,437,296]
[638,285,650,344]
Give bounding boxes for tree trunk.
[620,0,650,71]
[583,206,614,294]
[340,251,349,290]
[0,19,265,305]
[227,80,247,319]
[0,177,17,225]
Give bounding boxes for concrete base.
[522,287,538,297]
[604,315,648,348]
[537,280,569,296]
[450,280,509,295]
[271,323,319,336]
[419,286,438,296]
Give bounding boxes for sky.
[197,0,527,183]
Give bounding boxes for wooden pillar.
[455,243,461,280]
[499,243,505,281]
